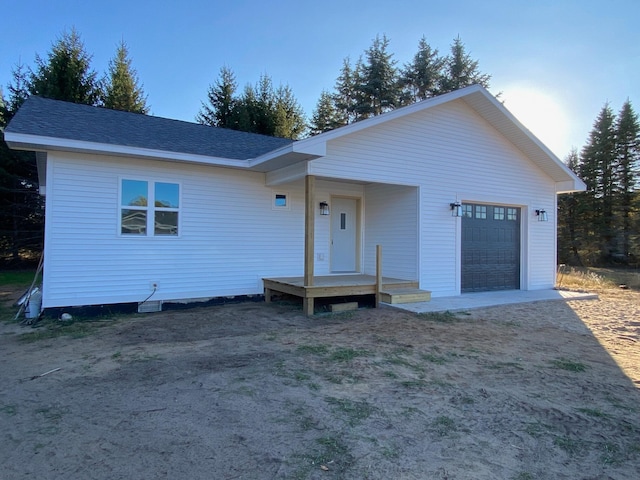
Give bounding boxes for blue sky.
[2,0,638,159]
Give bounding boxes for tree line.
[2,28,636,269]
[0,29,148,265]
[197,35,491,137]
[1,29,491,264]
[558,102,639,266]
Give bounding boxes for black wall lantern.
[319,201,330,216]
[535,209,548,222]
[450,202,462,217]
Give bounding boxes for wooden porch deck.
[263,274,428,315]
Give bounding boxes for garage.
[461,203,521,292]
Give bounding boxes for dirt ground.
[1,287,639,479]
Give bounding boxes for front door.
[331,197,358,272]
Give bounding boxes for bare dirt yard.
[1,286,639,479]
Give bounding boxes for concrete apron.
[389,289,598,314]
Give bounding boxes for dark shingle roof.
[6,96,293,160]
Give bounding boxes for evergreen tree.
[332,57,358,125]
[197,66,237,128]
[557,149,584,265]
[400,36,444,103]
[273,84,306,139]
[309,90,342,135]
[614,100,639,259]
[5,63,30,117]
[356,35,400,118]
[102,40,149,113]
[439,36,491,94]
[29,28,100,105]
[579,104,617,262]
[0,70,43,264]
[198,71,305,139]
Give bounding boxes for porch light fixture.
[535,209,548,222]
[319,201,330,216]
[450,202,462,217]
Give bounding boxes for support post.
[304,175,315,315]
[376,244,382,308]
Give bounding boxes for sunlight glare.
[501,86,570,158]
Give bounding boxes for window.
[121,179,179,236]
[494,207,505,220]
[475,205,487,219]
[507,208,518,221]
[462,204,473,218]
[272,191,290,210]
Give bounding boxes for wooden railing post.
[376,244,382,308]
[303,175,315,315]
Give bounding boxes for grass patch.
[400,380,427,388]
[297,344,329,355]
[329,347,370,362]
[431,415,457,437]
[550,357,588,372]
[0,404,17,416]
[553,435,586,456]
[18,318,115,342]
[385,354,425,373]
[293,435,353,478]
[577,407,608,418]
[420,353,447,365]
[325,396,375,426]
[0,270,40,287]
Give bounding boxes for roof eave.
[5,131,251,169]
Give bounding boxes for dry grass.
[557,266,640,291]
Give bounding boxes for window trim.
[272,191,290,211]
[119,177,182,237]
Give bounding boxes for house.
[4,85,585,314]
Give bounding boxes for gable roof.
[5,86,585,192]
[264,85,585,193]
[5,96,293,162]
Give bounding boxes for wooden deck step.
[380,288,431,304]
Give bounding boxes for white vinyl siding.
[363,184,418,280]
[42,152,304,308]
[310,99,557,296]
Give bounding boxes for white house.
[5,85,585,314]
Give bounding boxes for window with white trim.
[120,179,180,236]
[272,191,290,210]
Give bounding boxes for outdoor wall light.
[319,201,330,216]
[450,202,462,217]
[535,209,548,222]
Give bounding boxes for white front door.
[331,197,358,272]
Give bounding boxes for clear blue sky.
[2,0,638,159]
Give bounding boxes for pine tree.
[356,35,400,118]
[400,36,444,103]
[439,36,491,94]
[29,28,100,105]
[102,40,149,114]
[5,63,30,118]
[273,84,306,139]
[557,149,584,265]
[332,57,358,125]
[197,66,238,128]
[1,69,43,264]
[579,104,617,262]
[614,100,639,259]
[309,90,342,135]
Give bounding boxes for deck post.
[376,244,382,308]
[304,175,315,315]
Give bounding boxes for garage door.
[461,204,520,292]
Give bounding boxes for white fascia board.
[556,178,587,194]
[5,132,251,168]
[265,161,309,186]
